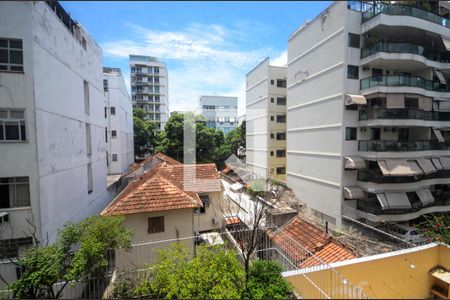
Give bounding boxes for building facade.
[103,67,134,174]
[130,55,169,131]
[287,1,450,226]
[198,95,238,134]
[246,58,287,183]
[0,2,130,253]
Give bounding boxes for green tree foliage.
[243,260,293,299]
[417,214,450,244]
[11,216,131,299]
[133,108,159,158]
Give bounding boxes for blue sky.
[62,1,332,114]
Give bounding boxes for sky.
[62,1,332,115]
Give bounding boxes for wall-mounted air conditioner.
[0,212,9,224]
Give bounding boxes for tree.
[133,108,159,159]
[243,260,293,299]
[417,214,450,244]
[10,216,132,299]
[224,121,246,158]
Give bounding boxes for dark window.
[270,116,274,121]
[405,97,419,109]
[111,130,117,138]
[271,98,274,103]
[148,216,164,233]
[112,154,118,161]
[270,151,274,156]
[104,107,107,119]
[276,167,286,174]
[103,79,108,92]
[276,115,286,123]
[0,38,23,72]
[276,132,286,140]
[276,150,286,157]
[276,97,286,105]
[110,107,116,115]
[105,127,108,143]
[0,237,33,259]
[348,33,360,48]
[87,163,93,193]
[276,79,287,88]
[194,195,209,214]
[270,133,274,139]
[370,128,381,140]
[0,109,26,141]
[347,65,359,80]
[345,127,357,140]
[0,177,30,208]
[398,128,409,141]
[270,80,274,85]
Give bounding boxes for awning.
[385,192,412,209]
[345,94,367,105]
[432,158,444,170]
[344,156,366,169]
[376,193,389,210]
[343,186,365,199]
[440,157,450,170]
[377,160,423,176]
[433,128,445,142]
[386,94,404,109]
[435,70,446,85]
[416,189,435,206]
[441,35,450,51]
[416,158,437,174]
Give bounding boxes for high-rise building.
[103,67,134,174]
[130,55,169,130]
[287,1,450,227]
[0,1,130,254]
[246,58,287,183]
[198,95,238,134]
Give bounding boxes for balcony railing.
[358,140,450,152]
[359,108,450,121]
[357,169,450,184]
[362,4,450,28]
[360,75,449,92]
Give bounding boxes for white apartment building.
[0,1,127,256]
[246,58,287,183]
[130,55,169,130]
[198,95,238,134]
[287,1,450,226]
[103,67,134,174]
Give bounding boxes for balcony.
[360,75,449,92]
[362,4,450,29]
[359,108,450,121]
[358,140,450,152]
[357,169,450,184]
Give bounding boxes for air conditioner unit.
[360,127,367,132]
[362,66,370,71]
[0,212,9,224]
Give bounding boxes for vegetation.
[10,216,131,299]
[133,108,159,158]
[417,214,450,245]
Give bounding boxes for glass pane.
[9,40,22,49]
[20,123,26,141]
[15,177,28,183]
[9,50,23,64]
[15,183,30,207]
[9,110,24,119]
[0,110,7,118]
[0,184,10,208]
[0,39,7,48]
[0,49,8,64]
[10,66,23,72]
[0,65,7,71]
[0,124,3,140]
[5,122,19,140]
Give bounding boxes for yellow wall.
[286,244,450,299]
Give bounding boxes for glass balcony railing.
[360,75,450,92]
[362,4,450,28]
[357,169,450,184]
[358,140,450,152]
[359,108,450,121]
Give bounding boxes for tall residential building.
[103,67,134,174]
[198,95,238,134]
[287,1,450,227]
[0,1,127,252]
[246,58,287,183]
[130,55,169,130]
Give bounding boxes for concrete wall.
[193,191,224,233]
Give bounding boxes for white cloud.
[270,50,287,67]
[102,22,282,112]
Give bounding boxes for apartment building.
[287,1,450,226]
[246,58,287,183]
[130,55,169,130]
[103,67,134,174]
[198,95,238,134]
[0,2,126,252]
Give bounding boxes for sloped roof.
[160,164,223,192]
[300,242,356,268]
[127,152,182,175]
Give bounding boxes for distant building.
[198,95,238,134]
[103,67,134,174]
[130,55,170,130]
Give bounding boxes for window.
[154,77,160,84]
[276,79,287,88]
[83,80,90,115]
[153,67,160,74]
[270,151,274,156]
[345,127,357,140]
[0,177,30,208]
[194,195,209,214]
[87,163,93,194]
[270,133,274,139]
[148,216,164,233]
[276,150,286,157]
[276,115,286,123]
[110,107,116,115]
[405,97,419,109]
[85,124,91,156]
[276,132,286,140]
[106,151,109,167]
[0,109,26,141]
[270,116,274,121]
[0,237,33,259]
[111,130,117,138]
[347,65,359,80]
[270,80,274,85]
[105,127,108,143]
[276,97,286,105]
[348,33,360,48]
[0,38,23,72]
[271,98,274,103]
[103,79,108,92]
[112,154,118,161]
[104,107,107,119]
[276,167,286,174]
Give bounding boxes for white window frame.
[0,38,23,72]
[0,177,30,208]
[0,109,26,142]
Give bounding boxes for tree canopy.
[133,108,159,158]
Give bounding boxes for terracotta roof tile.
[159,164,223,192]
[300,242,356,268]
[225,216,241,225]
[126,152,182,175]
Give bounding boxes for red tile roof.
[225,216,241,225]
[127,152,182,175]
[300,242,356,268]
[159,164,223,192]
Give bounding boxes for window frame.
[0,109,26,142]
[112,154,118,161]
[111,130,117,138]
[148,216,164,234]
[345,127,357,140]
[347,65,359,80]
[110,107,116,115]
[348,33,360,48]
[276,97,286,105]
[0,177,31,209]
[276,79,287,88]
[276,167,286,174]
[276,149,286,158]
[0,38,24,72]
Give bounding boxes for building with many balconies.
[198,95,238,134]
[130,55,169,130]
[287,1,450,226]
